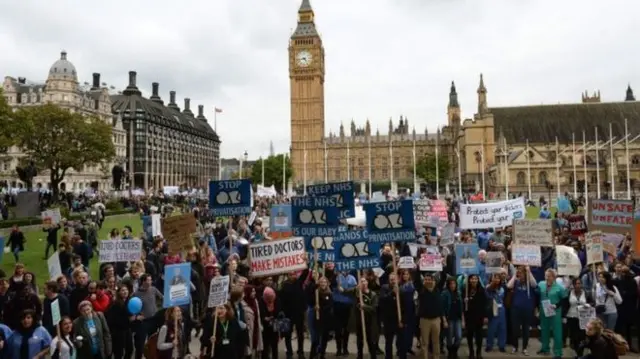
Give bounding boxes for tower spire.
[449,81,459,108]
[626,84,635,101]
[477,73,488,115]
[299,0,312,12]
[292,0,318,38]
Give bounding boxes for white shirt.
[567,290,587,318]
[595,283,622,314]
[50,335,77,359]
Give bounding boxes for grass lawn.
[1,214,143,282]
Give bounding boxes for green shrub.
[0,208,135,229]
[105,199,123,211]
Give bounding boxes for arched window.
[538,171,548,185]
[516,171,526,185]
[632,155,640,165]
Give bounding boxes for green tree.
[0,89,15,153]
[415,153,450,184]
[250,154,293,191]
[13,104,115,199]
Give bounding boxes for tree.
[250,154,293,192]
[415,153,451,184]
[13,103,115,199]
[0,89,15,153]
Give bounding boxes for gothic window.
[632,155,640,165]
[538,171,548,185]
[590,174,597,184]
[474,151,482,163]
[516,171,525,185]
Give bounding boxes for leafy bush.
[0,208,135,229]
[105,199,123,211]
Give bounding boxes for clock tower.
[289,0,325,186]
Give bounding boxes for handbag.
[595,294,608,314]
[272,312,291,334]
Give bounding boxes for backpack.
[601,328,628,356]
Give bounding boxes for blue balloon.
[127,297,143,315]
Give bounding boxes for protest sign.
[579,307,596,330]
[459,198,525,229]
[151,214,162,237]
[162,214,197,255]
[428,200,448,221]
[209,179,253,216]
[568,215,587,235]
[208,275,230,308]
[304,226,348,263]
[48,252,62,280]
[398,256,415,269]
[511,244,541,267]
[588,199,634,234]
[585,231,603,265]
[419,253,442,271]
[51,299,61,326]
[440,223,455,246]
[412,200,430,225]
[601,233,624,255]
[485,252,503,274]
[270,204,293,239]
[98,239,143,263]
[556,245,581,277]
[332,232,382,271]
[307,181,355,219]
[455,243,480,275]
[163,263,192,308]
[513,219,553,246]
[249,237,307,277]
[364,200,415,243]
[41,209,61,226]
[291,196,340,237]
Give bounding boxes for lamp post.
[239,150,248,178]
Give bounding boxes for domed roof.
[49,51,77,77]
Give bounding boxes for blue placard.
[363,199,416,243]
[269,204,293,238]
[209,180,253,216]
[163,262,192,308]
[303,226,347,257]
[306,181,355,219]
[455,243,480,275]
[142,215,152,238]
[332,231,381,271]
[291,196,340,237]
[0,237,4,263]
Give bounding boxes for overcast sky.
[0,0,637,159]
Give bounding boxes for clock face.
[296,51,312,67]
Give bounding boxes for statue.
[15,161,38,190]
[112,165,124,190]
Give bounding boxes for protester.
[5,309,51,359]
[49,316,76,359]
[73,300,112,359]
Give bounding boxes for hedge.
[0,209,137,229]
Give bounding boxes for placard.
[209,179,253,216]
[511,244,541,267]
[151,214,162,237]
[413,200,430,225]
[291,196,340,237]
[455,243,479,275]
[585,231,603,265]
[419,253,442,271]
[163,262,192,308]
[98,239,143,263]
[332,232,381,271]
[428,200,448,221]
[364,200,416,243]
[398,256,415,269]
[485,252,503,274]
[161,214,197,255]
[588,199,634,234]
[513,219,553,246]
[459,198,525,229]
[568,215,587,235]
[270,204,293,239]
[208,275,230,308]
[47,252,62,280]
[556,245,581,277]
[41,209,62,226]
[579,307,596,330]
[51,299,61,326]
[440,223,455,246]
[249,237,307,277]
[306,181,355,219]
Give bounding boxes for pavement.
[185,333,637,359]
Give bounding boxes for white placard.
[208,275,230,308]
[413,200,430,225]
[98,239,143,263]
[41,209,62,225]
[47,252,62,280]
[511,244,541,267]
[440,223,455,246]
[513,219,553,246]
[578,307,596,329]
[556,245,581,277]
[459,198,525,229]
[248,237,307,277]
[485,251,503,274]
[586,231,603,265]
[151,214,162,237]
[418,253,442,271]
[51,299,61,326]
[398,256,415,269]
[248,211,257,226]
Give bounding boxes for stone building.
[1,51,127,192]
[288,0,640,198]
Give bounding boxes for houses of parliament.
[289,0,640,196]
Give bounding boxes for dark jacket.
[69,285,89,319]
[7,230,24,252]
[73,312,112,359]
[43,294,70,336]
[418,286,444,319]
[279,269,309,318]
[105,299,132,332]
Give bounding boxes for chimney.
[168,91,180,111]
[150,82,163,105]
[17,77,26,84]
[196,104,207,121]
[122,70,141,96]
[92,73,100,90]
[183,98,194,117]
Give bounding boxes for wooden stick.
[357,270,368,352]
[210,312,219,352]
[314,247,320,320]
[465,274,469,311]
[174,314,179,359]
[390,243,402,326]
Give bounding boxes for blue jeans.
[446,319,462,348]
[12,248,19,262]
[306,307,318,350]
[486,307,506,350]
[511,306,533,350]
[597,312,617,330]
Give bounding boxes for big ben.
[289,0,325,186]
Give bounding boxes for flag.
[215,108,223,113]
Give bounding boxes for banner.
[413,200,430,225]
[364,200,416,243]
[98,239,143,263]
[589,199,634,234]
[332,232,381,271]
[307,181,355,219]
[418,253,442,271]
[269,205,293,239]
[455,243,480,275]
[511,244,541,267]
[249,237,307,277]
[304,226,348,263]
[556,245,581,277]
[586,231,603,265]
[513,219,553,246]
[459,198,525,229]
[291,196,340,237]
[163,262,192,308]
[209,179,253,216]
[208,275,230,308]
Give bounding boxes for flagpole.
[436,127,440,199]
[324,141,328,184]
[218,155,222,181]
[583,131,589,209]
[346,140,351,181]
[412,136,417,194]
[609,123,615,199]
[555,136,561,198]
[455,141,462,198]
[502,137,509,199]
[481,138,485,200]
[625,118,631,199]
[261,156,265,186]
[526,139,532,200]
[389,138,394,189]
[572,133,577,198]
[303,142,307,195]
[282,153,286,195]
[368,137,372,198]
[595,127,601,199]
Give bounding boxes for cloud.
[1,0,637,159]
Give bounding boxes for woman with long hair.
[50,316,76,359]
[242,284,263,357]
[442,277,463,359]
[485,273,507,353]
[463,274,486,359]
[156,306,185,359]
[355,276,378,359]
[259,286,281,359]
[106,285,134,359]
[212,303,243,359]
[306,275,334,359]
[398,269,416,356]
[506,266,537,355]
[595,270,622,329]
[5,309,51,359]
[566,277,588,358]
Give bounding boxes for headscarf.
[262,286,276,312]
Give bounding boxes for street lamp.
[239,150,248,178]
